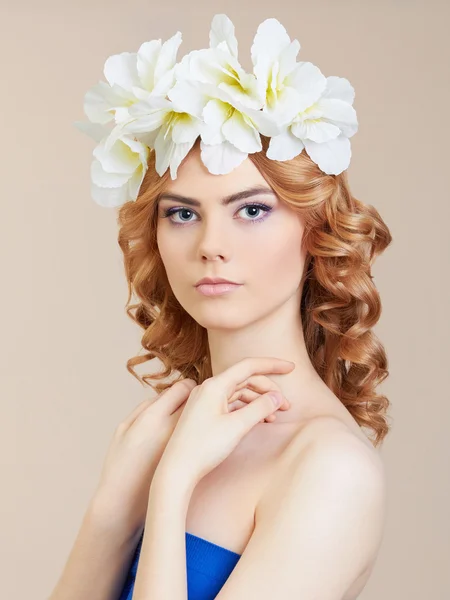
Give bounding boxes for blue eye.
[161,202,273,227]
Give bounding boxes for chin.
[190,307,251,331]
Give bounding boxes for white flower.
[103,92,204,180]
[251,17,308,124]
[159,14,279,175]
[251,18,358,174]
[167,78,279,175]
[74,30,183,138]
[74,31,190,200]
[174,14,263,111]
[90,132,150,207]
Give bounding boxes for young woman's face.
[156,144,307,330]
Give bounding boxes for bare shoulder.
[298,414,384,468]
[255,416,387,585]
[295,416,386,491]
[258,415,386,510]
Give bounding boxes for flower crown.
[74,14,358,207]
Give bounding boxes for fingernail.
[269,392,282,407]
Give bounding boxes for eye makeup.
[159,202,274,227]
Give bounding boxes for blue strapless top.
[118,529,241,600]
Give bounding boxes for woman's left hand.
[156,357,295,486]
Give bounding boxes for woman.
[50,14,392,600]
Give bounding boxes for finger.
[119,398,154,430]
[233,388,283,423]
[228,375,274,400]
[233,372,288,394]
[237,388,290,412]
[229,389,265,420]
[151,379,197,415]
[121,379,196,430]
[230,391,283,432]
[239,390,277,423]
[229,383,286,423]
[173,398,189,415]
[208,357,295,402]
[230,375,290,410]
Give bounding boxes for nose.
[200,247,226,262]
[196,218,229,262]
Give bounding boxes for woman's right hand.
[90,378,198,540]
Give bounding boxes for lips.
[195,281,242,296]
[195,277,239,286]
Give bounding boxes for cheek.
[249,233,304,289]
[157,230,184,272]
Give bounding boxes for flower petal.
[171,114,202,144]
[154,31,183,83]
[266,128,305,161]
[304,134,351,175]
[129,95,174,116]
[251,18,292,67]
[252,56,271,103]
[291,118,340,143]
[94,137,140,174]
[217,78,262,110]
[152,125,196,179]
[104,98,171,151]
[321,75,355,105]
[83,81,120,124]
[199,124,224,146]
[265,85,304,125]
[241,107,280,137]
[133,128,160,148]
[124,135,151,163]
[91,179,129,207]
[136,39,162,91]
[91,158,131,187]
[153,126,173,176]
[277,39,301,82]
[168,79,208,117]
[201,98,230,144]
[209,14,238,58]
[316,97,358,138]
[200,139,247,174]
[284,61,327,111]
[152,66,177,97]
[222,110,261,153]
[174,48,214,84]
[169,138,197,179]
[114,106,132,125]
[104,52,140,91]
[201,49,238,86]
[128,162,148,201]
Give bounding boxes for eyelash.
[160,202,273,227]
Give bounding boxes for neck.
[206,292,334,424]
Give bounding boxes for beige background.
[2,1,449,598]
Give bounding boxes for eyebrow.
[157,185,276,207]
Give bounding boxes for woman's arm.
[48,494,143,600]
[131,462,194,600]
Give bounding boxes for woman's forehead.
[162,146,269,200]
